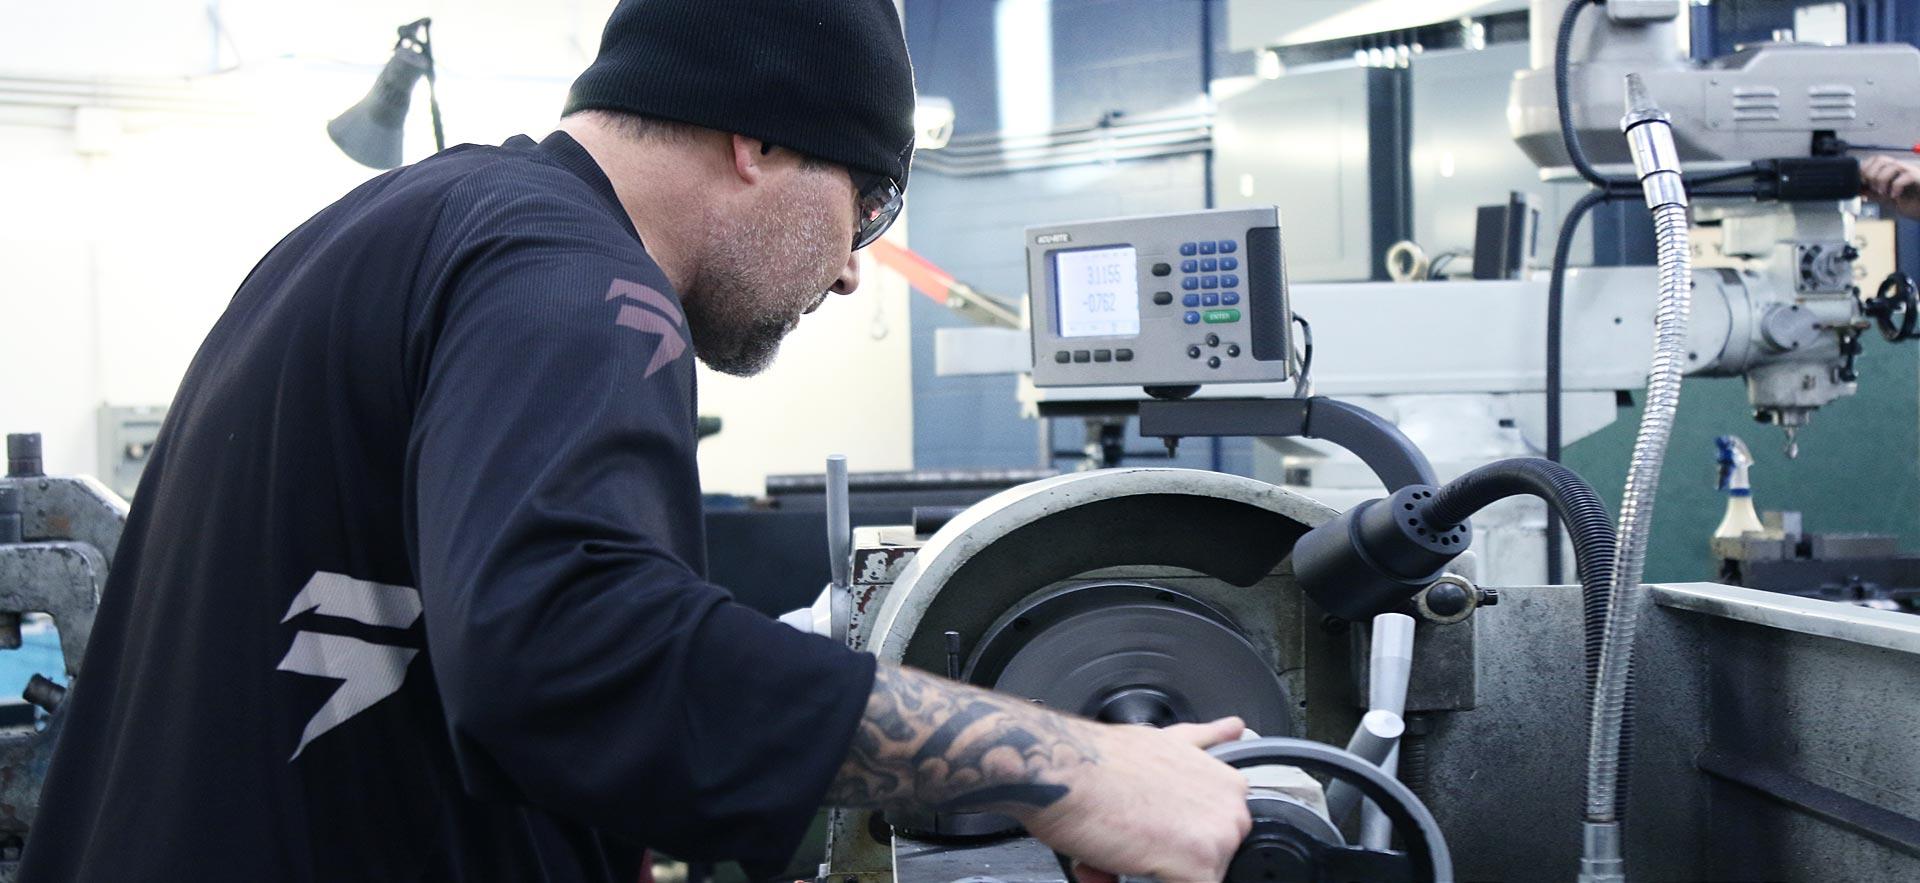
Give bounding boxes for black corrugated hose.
[1423,458,1615,680]
[1423,456,1634,819]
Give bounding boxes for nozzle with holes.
[1290,484,1470,620]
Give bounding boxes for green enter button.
[1202,309,1241,324]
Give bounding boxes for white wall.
[0,0,913,496]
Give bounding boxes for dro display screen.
[1052,246,1140,338]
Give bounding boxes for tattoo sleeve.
[824,664,1101,815]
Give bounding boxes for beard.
[683,176,847,377]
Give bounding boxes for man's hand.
[1861,155,1920,220]
[1019,717,1251,883]
[826,665,1251,883]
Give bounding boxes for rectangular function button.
[1202,309,1241,324]
[1072,350,1092,362]
[1093,349,1113,363]
[1054,350,1071,363]
[1115,349,1134,361]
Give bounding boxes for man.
[19,1,1253,881]
[1862,153,1920,219]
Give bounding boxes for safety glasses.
[849,168,903,251]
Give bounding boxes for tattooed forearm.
[825,664,1101,815]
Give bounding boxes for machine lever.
[1325,710,1406,824]
[825,455,852,644]
[1361,613,1417,848]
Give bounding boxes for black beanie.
[564,0,917,187]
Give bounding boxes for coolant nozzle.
[1620,73,1686,210]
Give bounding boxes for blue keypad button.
[1220,274,1240,288]
[1201,275,1219,289]
[1221,256,1239,270]
[1218,239,1237,253]
[1179,242,1198,256]
[1200,257,1218,272]
[1181,277,1200,291]
[1183,311,1201,325]
[1221,291,1241,305]
[1180,259,1198,273]
[1198,241,1217,255]
[1201,293,1220,307]
[1182,293,1201,307]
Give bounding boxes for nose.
[830,250,861,295]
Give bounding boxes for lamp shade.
[327,44,431,170]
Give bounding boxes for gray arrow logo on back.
[277,572,423,760]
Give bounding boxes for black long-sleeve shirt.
[19,132,876,883]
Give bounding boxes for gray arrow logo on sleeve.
[277,572,423,760]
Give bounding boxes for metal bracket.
[1136,396,1437,491]
[0,541,105,837]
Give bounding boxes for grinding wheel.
[966,583,1293,738]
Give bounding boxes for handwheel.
[1210,738,1454,883]
[1867,273,1920,342]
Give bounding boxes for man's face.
[684,157,859,377]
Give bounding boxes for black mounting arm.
[1135,396,1437,492]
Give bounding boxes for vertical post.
[825,455,852,643]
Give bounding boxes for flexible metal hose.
[1579,75,1692,877]
[1586,198,1688,814]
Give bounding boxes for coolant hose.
[1423,458,1615,683]
[1579,75,1693,882]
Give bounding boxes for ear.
[729,133,768,185]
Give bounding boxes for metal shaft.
[1325,709,1405,824]
[825,455,853,644]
